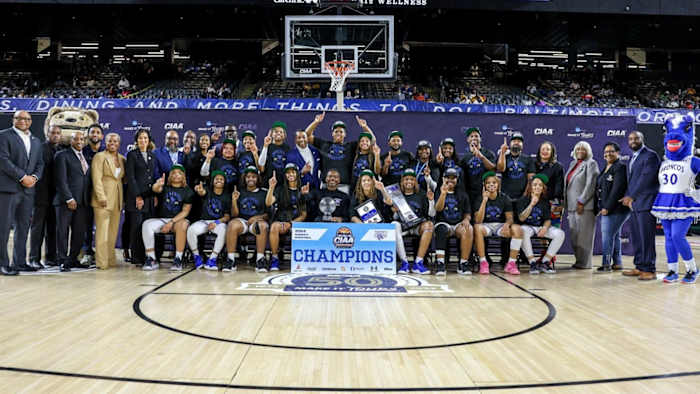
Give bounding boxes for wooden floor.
[1,236,699,393]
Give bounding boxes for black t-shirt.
[313,138,357,185]
[236,188,268,220]
[380,150,414,186]
[211,157,239,194]
[351,153,373,189]
[460,148,497,198]
[315,188,351,222]
[435,190,471,225]
[500,153,536,199]
[237,151,257,176]
[263,143,290,183]
[414,160,440,192]
[403,191,430,220]
[200,188,232,221]
[535,161,565,202]
[515,196,551,227]
[157,185,194,219]
[473,192,511,223]
[273,186,306,222]
[350,195,390,223]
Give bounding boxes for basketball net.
[325,60,355,111]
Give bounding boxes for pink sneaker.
[505,261,520,275]
[479,260,489,275]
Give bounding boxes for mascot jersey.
[651,115,700,219]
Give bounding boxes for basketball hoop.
[325,60,356,93]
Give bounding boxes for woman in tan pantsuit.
[91,133,126,269]
[564,141,600,269]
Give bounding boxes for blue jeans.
[600,211,630,267]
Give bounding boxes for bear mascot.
[43,107,99,145]
[651,113,700,284]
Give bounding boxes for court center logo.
[333,227,355,248]
[239,273,451,294]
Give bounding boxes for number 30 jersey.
[652,156,700,219]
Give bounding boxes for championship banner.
[291,223,396,274]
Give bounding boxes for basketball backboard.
[283,15,396,81]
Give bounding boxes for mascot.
[651,113,700,284]
[43,107,99,145]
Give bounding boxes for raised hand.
[355,115,368,129]
[440,181,449,194]
[156,173,166,187]
[206,148,215,160]
[268,172,277,188]
[436,151,444,164]
[426,188,434,201]
[251,143,259,155]
[499,137,508,155]
[194,181,205,195]
[530,194,539,206]
[374,180,384,191]
[383,153,392,167]
[482,186,490,201]
[264,129,272,147]
[314,112,325,124]
[183,141,191,155]
[302,161,312,174]
[372,144,381,156]
[301,183,310,195]
[211,129,222,142]
[232,186,240,201]
[423,165,431,178]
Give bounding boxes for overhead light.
[628,64,638,68]
[639,65,647,69]
[599,60,617,64]
[126,44,159,48]
[577,54,585,57]
[603,64,615,68]
[577,59,587,63]
[133,54,164,58]
[147,51,164,55]
[62,46,98,50]
[530,50,563,54]
[61,51,76,55]
[585,52,603,56]
[113,46,126,50]
[81,42,98,46]
[519,57,534,61]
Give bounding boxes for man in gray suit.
[564,141,600,269]
[0,111,44,275]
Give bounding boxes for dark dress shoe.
[44,260,58,267]
[60,263,72,272]
[1,266,19,275]
[15,264,37,272]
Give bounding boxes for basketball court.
[0,235,699,392]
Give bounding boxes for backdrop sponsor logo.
[607,129,626,137]
[534,127,554,135]
[164,122,184,130]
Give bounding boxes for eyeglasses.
[13,117,31,121]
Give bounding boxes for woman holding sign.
[266,163,308,273]
[350,170,407,270]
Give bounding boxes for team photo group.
[2,109,699,284]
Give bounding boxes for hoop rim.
[324,60,356,76]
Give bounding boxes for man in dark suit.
[54,130,92,272]
[0,111,44,276]
[153,129,184,180]
[28,125,63,269]
[620,131,661,280]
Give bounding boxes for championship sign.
[291,223,396,274]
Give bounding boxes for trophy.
[319,197,337,222]
[385,183,423,229]
[355,200,383,223]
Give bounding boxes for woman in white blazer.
[564,141,600,269]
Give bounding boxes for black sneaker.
[529,262,540,275]
[222,258,235,272]
[435,262,446,276]
[596,265,612,273]
[170,257,183,271]
[256,257,268,273]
